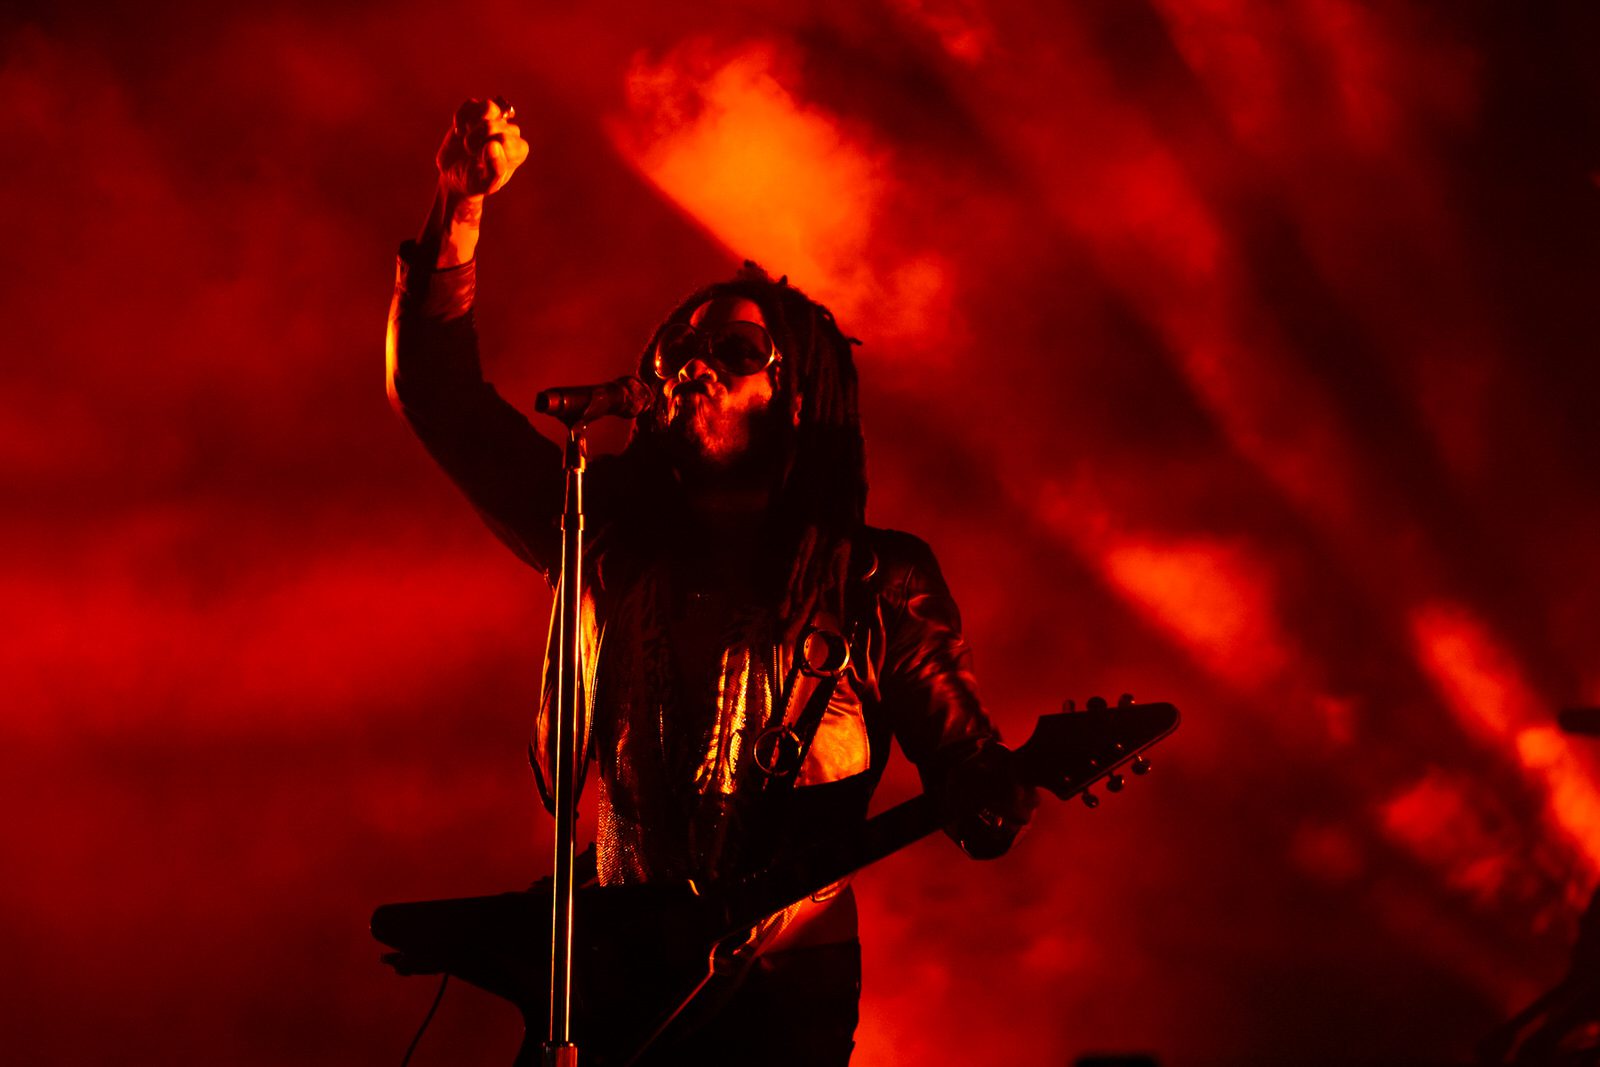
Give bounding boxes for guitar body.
[373,882,752,1066]
[372,699,1181,1065]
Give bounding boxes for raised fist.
[436,97,528,197]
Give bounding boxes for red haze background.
[4,2,1599,1064]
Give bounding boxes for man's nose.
[677,356,720,383]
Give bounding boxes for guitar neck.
[719,792,942,935]
[716,700,1179,937]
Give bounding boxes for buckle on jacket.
[754,724,805,777]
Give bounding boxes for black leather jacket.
[386,245,1014,947]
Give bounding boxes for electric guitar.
[371,695,1179,1066]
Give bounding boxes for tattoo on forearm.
[450,196,484,228]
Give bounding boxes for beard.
[665,384,789,487]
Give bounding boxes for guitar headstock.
[1015,695,1179,807]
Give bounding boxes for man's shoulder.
[858,526,947,592]
[860,525,934,560]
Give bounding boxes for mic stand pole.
[543,424,586,1067]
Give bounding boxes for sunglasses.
[652,320,780,381]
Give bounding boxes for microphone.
[1558,708,1600,736]
[534,375,654,427]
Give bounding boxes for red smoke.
[4,2,1598,1064]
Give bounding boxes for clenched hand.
[436,96,528,198]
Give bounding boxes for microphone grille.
[616,375,655,418]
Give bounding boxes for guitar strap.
[753,539,878,792]
[711,541,876,976]
[752,646,843,789]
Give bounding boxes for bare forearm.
[418,186,484,268]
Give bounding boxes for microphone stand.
[531,377,650,1067]
[544,423,586,1067]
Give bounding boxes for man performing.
[384,97,1037,1065]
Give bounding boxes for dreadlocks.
[623,261,869,628]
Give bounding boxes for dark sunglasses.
[652,320,780,381]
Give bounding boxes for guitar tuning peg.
[1086,695,1108,712]
[1131,755,1151,776]
[1106,773,1125,793]
[1082,790,1100,809]
[1117,693,1134,708]
[1061,698,1076,713]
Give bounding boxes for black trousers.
[643,941,862,1066]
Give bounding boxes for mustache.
[667,379,725,411]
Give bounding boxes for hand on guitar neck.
[940,742,1041,860]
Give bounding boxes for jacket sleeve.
[876,532,1023,857]
[385,241,563,577]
